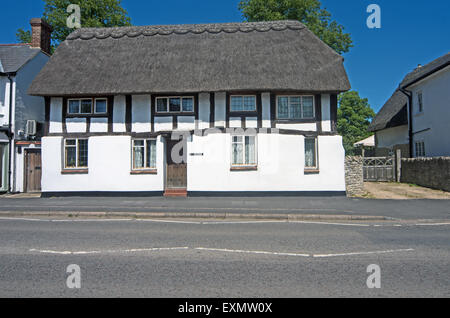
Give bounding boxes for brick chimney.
[30,18,53,55]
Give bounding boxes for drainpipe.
[398,87,413,158]
[6,73,14,193]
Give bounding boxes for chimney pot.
[30,18,53,55]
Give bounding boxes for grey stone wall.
[345,156,364,197]
[401,157,450,192]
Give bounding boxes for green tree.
[337,91,375,155]
[238,0,352,54]
[16,0,131,52]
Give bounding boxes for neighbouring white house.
[28,20,351,196]
[369,52,450,158]
[0,18,52,193]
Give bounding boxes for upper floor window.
[277,96,314,119]
[230,95,256,112]
[417,92,423,113]
[64,139,88,169]
[68,98,107,115]
[156,97,194,113]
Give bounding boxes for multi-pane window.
[230,96,256,112]
[305,138,318,169]
[68,98,107,114]
[231,135,257,166]
[415,141,425,157]
[64,139,88,169]
[417,92,423,113]
[277,96,314,119]
[132,139,157,170]
[156,97,194,113]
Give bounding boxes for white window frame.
[131,138,157,170]
[229,95,257,112]
[276,95,315,120]
[64,138,88,169]
[304,137,319,170]
[155,96,195,113]
[415,140,425,157]
[94,98,108,114]
[67,98,107,115]
[230,134,258,167]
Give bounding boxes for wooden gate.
[363,156,395,182]
[24,149,42,192]
[165,139,187,189]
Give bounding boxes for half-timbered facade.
[29,20,350,196]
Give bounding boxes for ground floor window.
[305,137,318,169]
[231,135,257,166]
[64,139,88,169]
[415,141,425,157]
[132,139,157,170]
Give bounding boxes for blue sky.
[2,0,449,112]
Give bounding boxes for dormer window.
[156,97,194,113]
[230,95,256,112]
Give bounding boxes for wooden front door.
[165,139,187,189]
[25,149,42,192]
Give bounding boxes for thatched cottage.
[28,20,350,196]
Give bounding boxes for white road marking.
[289,220,370,227]
[0,217,49,222]
[29,247,189,255]
[415,223,450,226]
[313,248,415,258]
[194,247,310,257]
[136,219,202,224]
[50,219,134,222]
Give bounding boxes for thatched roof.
[28,20,350,96]
[400,52,450,88]
[369,90,408,132]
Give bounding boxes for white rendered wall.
[177,116,195,131]
[214,92,226,127]
[131,94,151,132]
[113,95,126,132]
[49,97,62,133]
[261,92,271,128]
[90,118,108,133]
[197,93,210,130]
[41,135,164,192]
[66,118,86,133]
[187,133,345,192]
[276,123,317,131]
[154,116,172,132]
[376,125,408,148]
[321,94,331,132]
[408,66,450,156]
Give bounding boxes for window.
[155,97,194,113]
[132,139,157,170]
[415,141,425,157]
[95,99,107,113]
[277,96,314,119]
[68,98,107,115]
[305,138,318,169]
[417,92,423,113]
[230,95,256,112]
[64,139,88,169]
[231,135,257,166]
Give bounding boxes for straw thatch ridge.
[28,20,350,96]
[369,90,408,132]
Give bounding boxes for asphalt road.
[0,195,449,220]
[0,217,448,297]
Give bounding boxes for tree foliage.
[238,0,352,54]
[337,91,375,155]
[16,0,131,52]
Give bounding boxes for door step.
[164,189,187,197]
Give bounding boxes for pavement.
[0,195,449,221]
[0,217,448,297]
